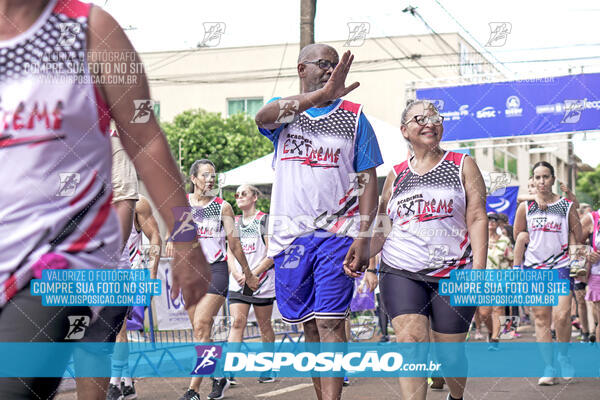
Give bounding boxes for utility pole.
[300,0,316,50]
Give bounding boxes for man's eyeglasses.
[405,114,444,126]
[303,59,338,71]
[234,191,248,199]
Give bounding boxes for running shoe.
[590,334,596,343]
[537,366,557,386]
[208,378,230,400]
[379,335,389,342]
[106,383,122,400]
[429,377,444,390]
[581,332,590,343]
[257,373,275,383]
[474,330,484,340]
[120,381,137,400]
[343,376,350,386]
[557,354,575,381]
[227,376,237,386]
[551,329,557,340]
[178,389,201,400]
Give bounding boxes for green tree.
[162,109,272,176]
[576,165,600,209]
[162,109,273,213]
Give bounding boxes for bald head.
[298,43,337,64]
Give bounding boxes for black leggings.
[376,293,389,336]
[0,286,92,400]
[379,265,477,334]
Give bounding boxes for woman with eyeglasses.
[225,184,276,385]
[370,100,488,400]
[167,159,258,400]
[513,161,582,386]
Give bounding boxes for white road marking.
[256,383,314,397]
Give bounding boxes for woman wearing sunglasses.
[168,159,258,400]
[225,185,276,386]
[370,100,488,400]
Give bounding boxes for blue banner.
[487,186,519,224]
[1,343,599,378]
[416,73,600,141]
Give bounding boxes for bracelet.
[366,269,377,274]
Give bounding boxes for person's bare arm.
[369,170,395,259]
[560,181,580,210]
[517,193,535,204]
[568,203,583,245]
[226,245,245,287]
[343,167,379,277]
[364,256,378,292]
[463,156,488,269]
[255,51,359,130]
[222,202,258,290]
[513,202,528,241]
[135,198,162,279]
[89,7,209,305]
[253,229,274,276]
[113,200,135,250]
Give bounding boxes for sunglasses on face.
[303,59,338,71]
[201,173,216,180]
[406,114,444,126]
[235,191,248,199]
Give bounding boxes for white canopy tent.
[222,115,410,187]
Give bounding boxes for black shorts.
[228,292,275,306]
[379,263,476,334]
[574,282,587,291]
[0,286,92,400]
[82,306,129,344]
[207,261,229,297]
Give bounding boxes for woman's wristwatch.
[366,269,377,274]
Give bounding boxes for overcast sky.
[91,0,600,167]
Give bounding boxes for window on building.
[227,98,263,117]
[493,146,518,177]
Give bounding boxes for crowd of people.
[1,1,599,400]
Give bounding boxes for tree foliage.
[162,109,272,177]
[161,109,273,214]
[576,165,600,209]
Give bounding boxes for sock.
[448,394,463,400]
[110,360,126,384]
[110,376,120,386]
[122,376,133,386]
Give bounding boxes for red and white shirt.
[381,151,472,278]
[0,0,120,305]
[229,212,274,298]
[187,194,227,264]
[524,198,572,270]
[267,100,363,257]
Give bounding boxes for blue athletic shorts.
[273,230,354,324]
